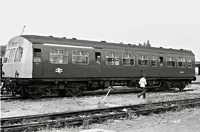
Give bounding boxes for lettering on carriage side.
[179,71,184,74]
[55,67,63,73]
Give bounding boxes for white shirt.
[139,77,147,88]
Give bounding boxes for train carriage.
[1,35,196,99]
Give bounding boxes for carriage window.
[137,55,149,66]
[14,47,23,62]
[106,52,120,65]
[34,49,42,63]
[122,53,135,66]
[50,49,68,64]
[72,50,89,65]
[177,57,186,68]
[151,56,157,67]
[7,48,16,63]
[166,57,176,67]
[187,58,192,68]
[3,49,10,63]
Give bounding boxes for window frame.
[137,54,149,66]
[14,46,23,62]
[187,58,192,68]
[72,50,89,65]
[177,57,186,68]
[49,48,68,64]
[3,49,10,63]
[105,52,120,66]
[122,53,135,66]
[7,48,16,63]
[150,55,157,67]
[166,56,176,67]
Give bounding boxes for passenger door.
[33,47,43,78]
[158,55,165,77]
[93,49,102,77]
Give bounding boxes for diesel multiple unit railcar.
[1,35,196,99]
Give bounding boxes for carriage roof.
[21,35,194,56]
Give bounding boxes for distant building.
[196,61,200,75]
[0,45,6,58]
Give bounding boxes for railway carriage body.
[1,35,196,98]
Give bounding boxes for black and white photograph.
[0,0,200,132]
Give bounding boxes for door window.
[33,49,41,63]
[95,52,101,64]
[159,57,164,66]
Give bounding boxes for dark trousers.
[137,87,147,99]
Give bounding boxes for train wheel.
[20,89,29,99]
[29,87,43,99]
[179,82,186,91]
[161,83,170,91]
[67,88,83,97]
[58,89,67,97]
[30,93,43,99]
[147,88,155,92]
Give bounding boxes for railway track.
[191,81,200,84]
[1,98,200,132]
[0,96,21,101]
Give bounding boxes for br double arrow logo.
[55,67,63,74]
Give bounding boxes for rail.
[1,98,200,132]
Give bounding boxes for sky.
[0,0,200,60]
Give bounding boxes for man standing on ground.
[137,74,147,99]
